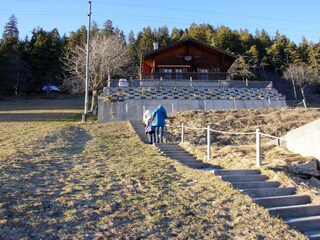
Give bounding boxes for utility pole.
[83,0,91,122]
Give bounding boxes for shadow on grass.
[0,125,93,239]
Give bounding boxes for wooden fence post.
[181,123,184,143]
[207,125,211,160]
[256,129,261,167]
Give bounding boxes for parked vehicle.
[118,79,129,87]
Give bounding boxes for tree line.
[1,15,320,97]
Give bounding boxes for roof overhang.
[143,37,237,60]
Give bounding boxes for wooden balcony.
[141,72,229,81]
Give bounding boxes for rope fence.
[166,122,292,167]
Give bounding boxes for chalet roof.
[143,37,237,59]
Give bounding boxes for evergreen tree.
[156,26,170,47]
[102,19,114,37]
[266,31,290,72]
[2,15,19,40]
[90,21,100,37]
[246,45,260,69]
[254,29,272,62]
[27,27,63,88]
[188,23,214,44]
[68,26,87,49]
[136,26,155,54]
[0,14,22,95]
[171,27,183,42]
[127,30,139,78]
[227,55,255,80]
[284,41,299,64]
[297,37,309,63]
[239,29,254,54]
[212,26,242,54]
[308,41,320,78]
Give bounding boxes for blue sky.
[1,0,320,44]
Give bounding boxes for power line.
[94,1,320,26]
[93,11,320,36]
[7,0,320,26]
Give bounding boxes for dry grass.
[0,98,307,239]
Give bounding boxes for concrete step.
[304,230,320,240]
[168,158,200,164]
[241,187,296,198]
[156,143,180,148]
[162,152,194,157]
[254,195,311,208]
[161,152,194,158]
[156,146,182,151]
[213,169,260,176]
[285,215,320,232]
[182,162,209,168]
[220,174,267,182]
[231,181,280,189]
[268,204,320,218]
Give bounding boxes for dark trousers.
[155,126,164,143]
[146,132,155,144]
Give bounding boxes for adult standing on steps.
[152,104,168,143]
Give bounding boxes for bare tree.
[61,34,131,113]
[283,63,298,100]
[283,63,313,107]
[8,57,33,96]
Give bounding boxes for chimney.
[153,42,159,50]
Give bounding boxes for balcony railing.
[141,72,229,81]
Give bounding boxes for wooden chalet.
[141,37,237,81]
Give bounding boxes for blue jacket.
[152,105,168,127]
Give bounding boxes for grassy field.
[0,97,312,239]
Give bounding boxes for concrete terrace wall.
[98,98,286,122]
[281,118,320,160]
[98,80,286,122]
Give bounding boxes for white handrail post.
[207,125,211,160]
[181,123,184,143]
[256,128,261,167]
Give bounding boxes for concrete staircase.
[211,169,320,239]
[130,121,209,169]
[155,143,209,169]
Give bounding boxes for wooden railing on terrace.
[141,72,229,80]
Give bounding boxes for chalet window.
[199,68,209,80]
[175,69,183,79]
[163,69,172,80]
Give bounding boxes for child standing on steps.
[145,112,155,144]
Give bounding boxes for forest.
[0,14,320,97]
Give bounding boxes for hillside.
[0,101,310,239]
